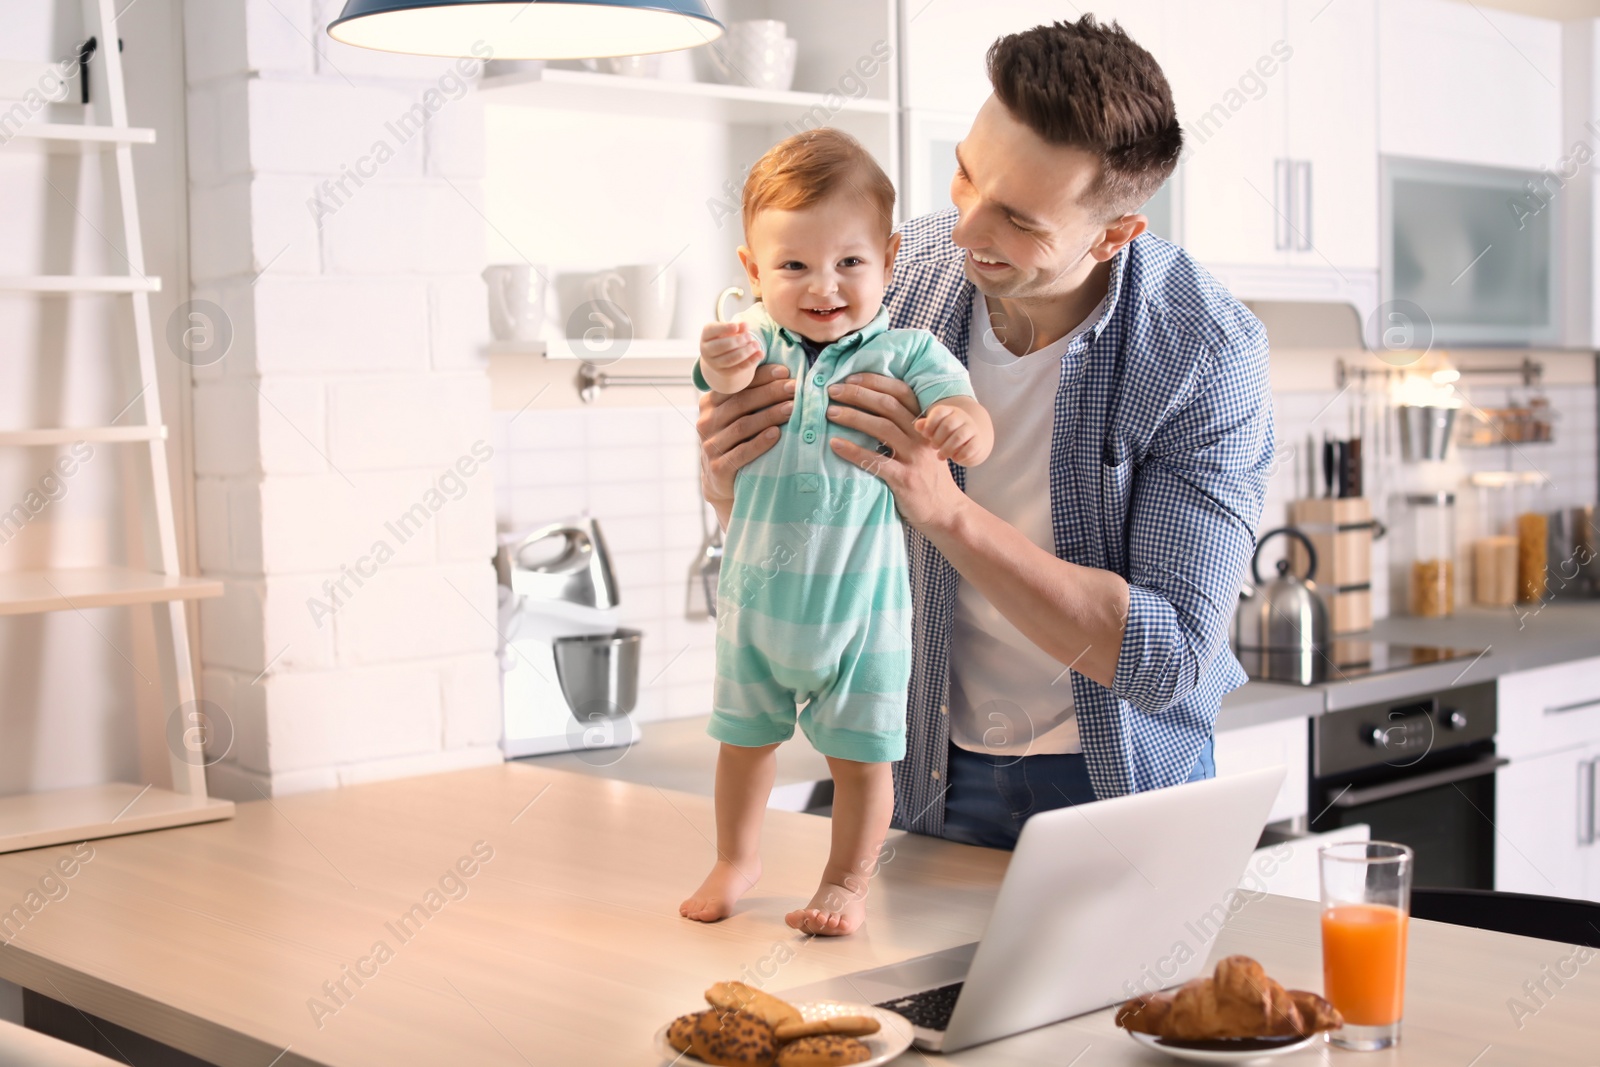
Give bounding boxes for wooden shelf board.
[1,122,156,152]
[0,426,165,446]
[0,275,161,294]
[0,567,224,616]
[0,783,233,855]
[479,67,895,125]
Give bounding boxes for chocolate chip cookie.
[775,1034,872,1066]
[691,1008,777,1067]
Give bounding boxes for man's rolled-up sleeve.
[1111,319,1274,715]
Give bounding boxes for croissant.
[1115,956,1343,1040]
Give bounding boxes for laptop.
[775,764,1287,1053]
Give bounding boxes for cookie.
[666,1011,703,1052]
[691,1008,777,1067]
[705,981,804,1030]
[776,1035,872,1066]
[773,1015,880,1042]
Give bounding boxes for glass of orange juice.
[1318,841,1413,1051]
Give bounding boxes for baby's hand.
[916,402,991,466]
[699,321,763,393]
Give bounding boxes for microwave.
[1381,156,1559,347]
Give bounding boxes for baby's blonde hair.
[741,128,896,242]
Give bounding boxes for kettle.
[1233,527,1330,685]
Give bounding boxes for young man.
[696,16,1273,850]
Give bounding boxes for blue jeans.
[940,737,1216,850]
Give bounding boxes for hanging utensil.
[686,496,723,619]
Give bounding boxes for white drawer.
[1497,656,1600,760]
[1242,824,1372,903]
[1215,717,1309,825]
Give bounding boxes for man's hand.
[697,321,764,394]
[824,372,969,532]
[696,363,796,525]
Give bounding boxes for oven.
[1309,681,1505,890]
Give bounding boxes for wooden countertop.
[0,763,1594,1065]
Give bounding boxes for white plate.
[654,999,914,1066]
[1127,1030,1322,1063]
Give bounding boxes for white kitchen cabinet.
[1378,0,1561,170]
[1495,742,1596,900]
[1214,716,1308,826]
[1161,0,1380,273]
[1495,656,1600,901]
[902,1,1381,273]
[1284,0,1378,271]
[1160,0,1288,270]
[1244,823,1371,902]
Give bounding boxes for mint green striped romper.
[693,303,976,763]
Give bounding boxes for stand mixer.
[496,519,642,759]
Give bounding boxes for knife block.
[1288,498,1374,634]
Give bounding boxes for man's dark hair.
[986,16,1182,217]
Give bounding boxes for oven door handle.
[1330,756,1510,808]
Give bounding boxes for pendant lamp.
[327,0,725,60]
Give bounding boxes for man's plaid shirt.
[881,209,1274,837]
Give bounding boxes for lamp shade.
[327,0,725,60]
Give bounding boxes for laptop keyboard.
[876,982,964,1032]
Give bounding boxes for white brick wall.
[186,0,500,797]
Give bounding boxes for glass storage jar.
[1469,473,1518,607]
[1403,492,1457,618]
[1514,476,1552,603]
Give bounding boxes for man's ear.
[1091,213,1148,262]
[883,230,903,283]
[736,244,763,297]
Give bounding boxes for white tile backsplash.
[493,406,715,726]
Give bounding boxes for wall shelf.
[478,66,893,126]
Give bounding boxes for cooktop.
[1235,640,1487,687]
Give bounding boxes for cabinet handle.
[1546,696,1600,716]
[1273,158,1290,251]
[1294,160,1312,251]
[1581,758,1597,847]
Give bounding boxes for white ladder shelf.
[0,0,232,854]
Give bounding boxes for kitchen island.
[0,763,1594,1065]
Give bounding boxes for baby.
[680,128,993,936]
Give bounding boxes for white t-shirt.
[948,292,1107,756]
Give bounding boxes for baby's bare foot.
[785,879,867,936]
[681,858,761,923]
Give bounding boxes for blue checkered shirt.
[883,209,1273,837]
